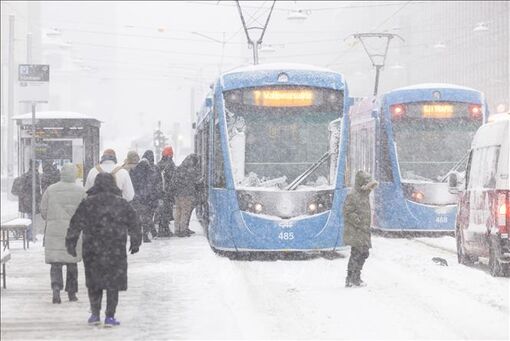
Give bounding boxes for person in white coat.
[84,149,134,202]
[40,163,86,304]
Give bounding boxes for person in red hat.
[156,146,176,237]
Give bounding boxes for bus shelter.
[13,111,101,184]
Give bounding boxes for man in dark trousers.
[130,150,162,242]
[157,146,176,237]
[66,173,142,327]
[11,159,41,242]
[343,170,378,287]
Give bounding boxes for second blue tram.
[349,83,488,232]
[194,63,352,252]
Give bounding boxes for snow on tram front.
[194,63,353,254]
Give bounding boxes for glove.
[67,246,77,257]
[129,245,139,254]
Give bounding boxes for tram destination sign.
[18,64,50,103]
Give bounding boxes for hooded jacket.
[41,162,61,193]
[342,170,378,248]
[66,173,142,290]
[41,164,86,264]
[169,154,201,199]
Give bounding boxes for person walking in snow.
[41,160,61,193]
[122,150,140,172]
[169,153,201,237]
[84,148,134,202]
[129,150,163,242]
[157,146,176,237]
[40,163,86,304]
[66,173,142,327]
[343,170,378,287]
[11,159,41,242]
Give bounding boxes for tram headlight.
[307,191,334,215]
[411,191,425,203]
[403,183,425,203]
[254,203,263,213]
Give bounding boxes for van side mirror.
[448,173,459,194]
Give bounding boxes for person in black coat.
[66,173,142,326]
[169,154,201,237]
[41,160,61,193]
[11,160,41,241]
[130,150,163,242]
[157,146,176,237]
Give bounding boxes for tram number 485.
[278,232,294,240]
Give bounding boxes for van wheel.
[456,228,473,265]
[489,240,509,277]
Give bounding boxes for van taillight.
[497,190,509,237]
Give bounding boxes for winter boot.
[352,271,366,287]
[52,289,61,304]
[143,234,151,243]
[345,271,353,288]
[68,292,78,302]
[104,317,121,327]
[88,314,100,325]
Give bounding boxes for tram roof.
[389,83,480,93]
[13,111,100,122]
[220,63,346,91]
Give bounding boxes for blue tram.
[349,83,488,233]
[194,64,352,253]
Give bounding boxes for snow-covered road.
[1,217,509,340]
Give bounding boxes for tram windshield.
[391,102,482,182]
[224,87,343,190]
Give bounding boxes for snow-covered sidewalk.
[1,218,509,340]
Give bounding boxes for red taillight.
[390,104,406,119]
[496,190,509,237]
[468,104,483,120]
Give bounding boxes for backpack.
[95,164,123,178]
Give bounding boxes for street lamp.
[433,42,446,49]
[287,9,310,21]
[473,22,489,32]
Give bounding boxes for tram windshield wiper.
[285,151,332,191]
[439,150,470,183]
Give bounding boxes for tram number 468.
[435,216,448,224]
[278,232,294,240]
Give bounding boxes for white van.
[451,113,510,276]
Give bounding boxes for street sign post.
[17,64,50,246]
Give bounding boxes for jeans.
[50,263,78,293]
[88,288,119,318]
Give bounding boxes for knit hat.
[162,146,174,157]
[125,151,140,164]
[100,148,117,163]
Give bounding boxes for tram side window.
[213,115,226,188]
[379,124,393,182]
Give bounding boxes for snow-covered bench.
[1,218,32,250]
[1,246,11,289]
